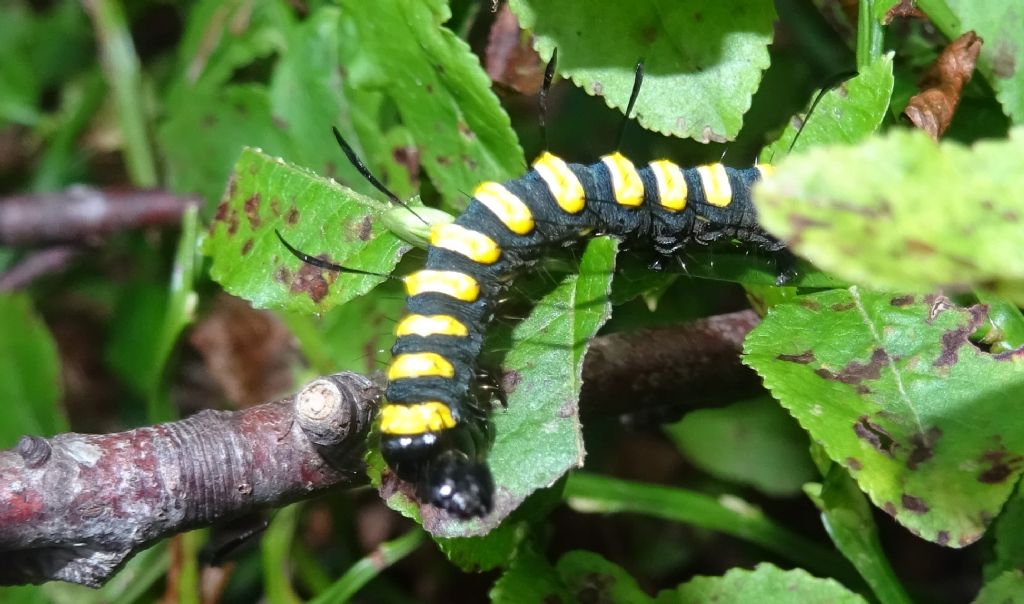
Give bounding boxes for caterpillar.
[281,60,786,519]
[379,152,782,518]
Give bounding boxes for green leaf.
[986,483,1024,582]
[0,294,66,447]
[760,53,894,161]
[941,1,1024,124]
[159,85,292,205]
[557,551,651,603]
[308,530,425,604]
[205,148,408,314]
[339,0,525,205]
[744,287,1024,546]
[376,238,616,537]
[510,0,774,142]
[755,128,1024,303]
[564,473,853,581]
[490,545,571,604]
[436,521,527,573]
[169,0,292,96]
[655,563,869,604]
[805,464,913,604]
[972,570,1024,604]
[665,397,817,497]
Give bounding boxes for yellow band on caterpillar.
[533,152,586,214]
[429,223,501,265]
[388,352,455,380]
[395,314,469,338]
[755,164,774,179]
[474,181,534,235]
[649,160,688,212]
[601,152,645,208]
[404,270,479,302]
[697,163,732,207]
[379,402,456,435]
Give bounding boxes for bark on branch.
[0,373,378,587]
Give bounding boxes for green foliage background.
[3,0,1024,602]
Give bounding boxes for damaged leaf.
[205,148,408,314]
[754,127,1024,304]
[744,288,1024,547]
[904,32,983,139]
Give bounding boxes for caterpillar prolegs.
[380,152,782,518]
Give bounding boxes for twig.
[0,186,199,245]
[0,246,83,292]
[581,309,761,420]
[0,372,379,587]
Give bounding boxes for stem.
[85,0,158,187]
[856,0,885,70]
[309,529,426,604]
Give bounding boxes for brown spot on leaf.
[934,304,988,367]
[392,145,421,187]
[777,350,815,364]
[272,115,289,130]
[993,40,1018,79]
[244,193,262,229]
[903,32,982,139]
[502,370,522,394]
[274,266,291,284]
[907,427,942,470]
[817,348,888,385]
[883,501,897,516]
[891,295,915,307]
[831,302,856,312]
[358,216,373,241]
[241,239,254,256]
[436,155,451,167]
[926,295,956,322]
[290,262,331,304]
[905,238,936,255]
[227,210,240,235]
[936,530,950,546]
[270,196,281,217]
[846,457,862,471]
[786,214,830,247]
[799,298,822,311]
[854,415,897,456]
[902,494,929,513]
[978,447,1024,484]
[285,207,300,225]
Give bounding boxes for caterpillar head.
[425,451,494,519]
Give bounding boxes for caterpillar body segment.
[381,155,781,519]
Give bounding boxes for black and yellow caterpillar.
[379,151,781,518]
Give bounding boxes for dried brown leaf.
[485,4,544,95]
[903,31,983,139]
[884,0,926,24]
[189,294,296,407]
